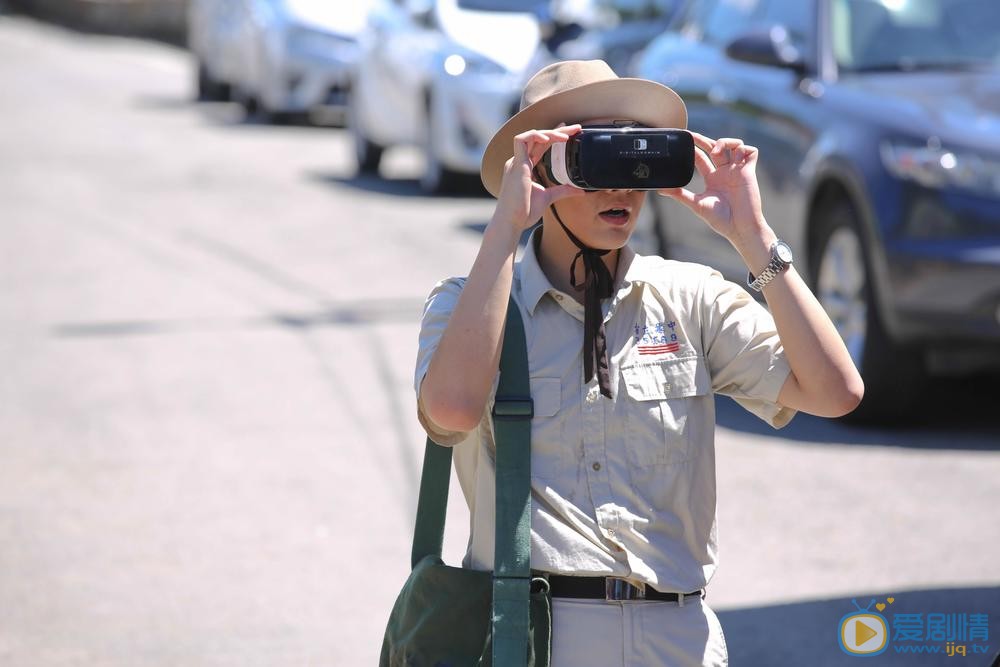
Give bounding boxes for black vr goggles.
[541,125,695,191]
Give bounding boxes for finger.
[688,131,717,153]
[658,187,698,209]
[712,137,744,153]
[739,144,759,166]
[546,183,586,203]
[516,128,577,166]
[688,132,737,168]
[555,123,582,134]
[710,138,744,166]
[692,147,717,178]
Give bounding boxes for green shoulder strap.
[491,298,533,667]
[407,297,533,665]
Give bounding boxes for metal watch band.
[747,241,792,292]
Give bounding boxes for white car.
[190,0,376,122]
[349,0,544,193]
[189,0,244,101]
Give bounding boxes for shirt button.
[607,528,616,537]
[555,294,564,301]
[592,462,601,471]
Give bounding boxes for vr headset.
[541,125,695,191]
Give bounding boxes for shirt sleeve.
[414,277,475,446]
[699,269,796,428]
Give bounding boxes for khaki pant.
[551,596,729,666]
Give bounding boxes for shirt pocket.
[529,377,564,478]
[621,356,710,466]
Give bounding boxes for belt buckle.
[605,577,645,602]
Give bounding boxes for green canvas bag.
[380,299,551,667]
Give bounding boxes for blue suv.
[636,0,1000,421]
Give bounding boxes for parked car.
[189,0,243,101]
[349,0,545,193]
[189,0,376,123]
[634,0,1000,421]
[555,0,681,75]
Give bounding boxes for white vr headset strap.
[549,143,580,189]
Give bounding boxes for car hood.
[283,0,375,36]
[437,0,540,73]
[836,70,1000,151]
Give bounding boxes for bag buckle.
[605,577,645,602]
[492,397,534,421]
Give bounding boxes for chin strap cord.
[549,203,615,399]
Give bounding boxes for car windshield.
[832,0,1000,72]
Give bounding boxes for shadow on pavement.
[717,371,1000,451]
[716,585,999,666]
[307,170,489,200]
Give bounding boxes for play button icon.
[855,619,878,645]
[839,612,888,655]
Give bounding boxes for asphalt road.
[1,14,999,666]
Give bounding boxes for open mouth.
[599,207,631,225]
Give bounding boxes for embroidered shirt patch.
[634,320,682,356]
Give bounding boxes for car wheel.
[811,198,926,423]
[196,60,229,102]
[420,95,464,195]
[348,90,383,174]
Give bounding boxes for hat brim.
[480,77,687,197]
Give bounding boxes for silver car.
[349,0,545,193]
[190,0,376,122]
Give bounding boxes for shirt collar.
[615,244,663,290]
[518,227,555,315]
[517,227,664,315]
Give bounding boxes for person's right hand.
[493,124,586,232]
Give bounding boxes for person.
[413,60,863,666]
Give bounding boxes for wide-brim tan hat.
[481,59,687,197]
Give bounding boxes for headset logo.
[633,138,648,150]
[839,599,889,656]
[633,163,651,179]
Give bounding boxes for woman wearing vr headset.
[413,60,863,666]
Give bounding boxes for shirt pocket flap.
[530,377,561,417]
[621,356,710,401]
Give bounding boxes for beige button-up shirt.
[415,229,795,594]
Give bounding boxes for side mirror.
[725,26,806,73]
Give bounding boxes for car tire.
[810,197,927,423]
[348,91,383,175]
[196,61,230,102]
[420,94,464,195]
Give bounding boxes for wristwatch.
[747,240,794,292]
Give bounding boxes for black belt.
[547,575,704,602]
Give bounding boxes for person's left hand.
[657,132,768,249]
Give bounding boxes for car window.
[680,0,812,51]
[702,0,761,45]
[832,0,1000,71]
[755,0,813,51]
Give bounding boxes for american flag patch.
[637,342,681,355]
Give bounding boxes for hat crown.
[520,60,619,111]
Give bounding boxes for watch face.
[775,241,794,264]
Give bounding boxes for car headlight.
[442,53,506,77]
[880,139,1000,197]
[287,26,357,58]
